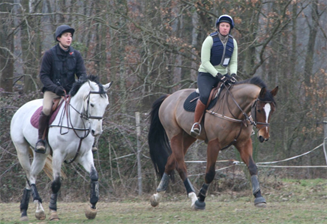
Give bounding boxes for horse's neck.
[67,88,87,125]
[226,84,260,117]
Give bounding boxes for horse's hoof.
[35,210,46,220]
[20,215,28,221]
[194,200,206,210]
[254,197,266,208]
[85,205,97,219]
[49,210,59,221]
[255,202,267,208]
[150,195,159,207]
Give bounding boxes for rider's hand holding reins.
[230,73,237,83]
[216,73,226,82]
[55,86,65,96]
[217,73,236,86]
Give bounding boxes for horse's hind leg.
[16,147,32,221]
[150,132,197,207]
[236,139,266,208]
[15,143,46,221]
[20,186,31,221]
[173,133,198,207]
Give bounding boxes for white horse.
[10,75,112,221]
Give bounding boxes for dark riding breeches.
[197,72,219,105]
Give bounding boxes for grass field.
[1,179,327,223]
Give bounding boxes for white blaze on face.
[263,103,271,131]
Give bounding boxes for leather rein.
[206,83,272,149]
[49,91,103,164]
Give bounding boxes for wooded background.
[1,0,327,203]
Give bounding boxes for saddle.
[30,98,64,128]
[183,85,222,112]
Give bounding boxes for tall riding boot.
[35,112,50,154]
[190,100,206,136]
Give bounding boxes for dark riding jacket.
[39,44,86,93]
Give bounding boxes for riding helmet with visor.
[216,15,234,29]
[54,25,75,42]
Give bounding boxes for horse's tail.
[148,94,172,179]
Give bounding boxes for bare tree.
[0,0,14,92]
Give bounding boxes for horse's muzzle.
[258,136,268,143]
[91,129,102,137]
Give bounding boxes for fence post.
[135,112,142,195]
[323,117,327,165]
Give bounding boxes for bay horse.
[148,77,278,210]
[10,75,111,221]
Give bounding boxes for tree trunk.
[0,0,14,93]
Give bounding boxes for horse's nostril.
[258,136,265,143]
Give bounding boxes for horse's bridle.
[223,85,273,128]
[55,91,105,131]
[250,98,275,127]
[206,85,274,149]
[80,91,105,120]
[49,91,105,164]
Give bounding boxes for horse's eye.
[257,109,261,113]
[90,103,94,107]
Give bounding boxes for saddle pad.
[183,91,218,112]
[30,102,63,128]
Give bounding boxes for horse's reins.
[207,84,271,127]
[49,91,103,164]
[206,83,271,149]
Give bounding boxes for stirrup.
[34,140,46,154]
[190,122,201,136]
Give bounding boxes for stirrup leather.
[190,122,201,135]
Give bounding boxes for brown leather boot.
[35,112,50,154]
[190,100,206,136]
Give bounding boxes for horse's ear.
[270,86,278,97]
[259,87,266,98]
[87,80,95,90]
[103,82,112,92]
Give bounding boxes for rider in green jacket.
[191,15,238,136]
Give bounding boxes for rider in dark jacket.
[35,25,86,153]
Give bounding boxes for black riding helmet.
[54,25,75,42]
[216,15,234,30]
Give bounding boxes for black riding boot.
[35,112,50,154]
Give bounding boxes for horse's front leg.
[48,174,61,221]
[194,139,220,210]
[79,152,98,219]
[48,152,63,221]
[236,139,266,208]
[86,167,99,219]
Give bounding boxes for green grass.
[1,179,327,224]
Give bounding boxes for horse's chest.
[49,132,92,153]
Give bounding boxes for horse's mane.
[237,76,267,88]
[69,75,106,97]
[237,76,276,104]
